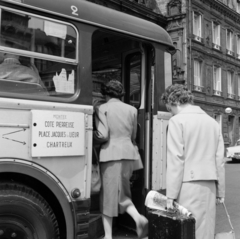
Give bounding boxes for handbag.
[132,146,143,171]
[215,202,235,239]
[91,148,101,194]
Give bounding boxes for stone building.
[155,0,240,148]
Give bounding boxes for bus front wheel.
[0,182,60,239]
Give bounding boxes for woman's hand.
[216,197,224,204]
[167,198,175,210]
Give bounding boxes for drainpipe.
[188,0,192,91]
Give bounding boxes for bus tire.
[0,182,60,239]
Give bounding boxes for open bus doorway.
[91,29,149,231]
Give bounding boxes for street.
[215,159,240,238]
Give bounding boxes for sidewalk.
[113,226,138,239]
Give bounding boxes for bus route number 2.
[71,6,79,16]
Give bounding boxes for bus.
[0,0,174,238]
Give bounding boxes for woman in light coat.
[161,84,225,239]
[95,80,148,239]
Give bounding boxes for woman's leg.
[120,161,148,238]
[125,204,148,238]
[102,214,113,239]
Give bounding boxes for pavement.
[215,158,240,239]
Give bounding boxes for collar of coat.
[178,104,207,115]
[107,98,121,103]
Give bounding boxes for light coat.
[97,98,141,162]
[166,105,225,199]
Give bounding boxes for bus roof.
[3,0,174,50]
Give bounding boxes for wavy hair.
[101,80,125,98]
[161,84,194,105]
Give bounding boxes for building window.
[226,29,233,54]
[227,71,235,98]
[213,66,222,96]
[237,35,240,58]
[214,114,222,133]
[228,115,234,145]
[193,12,202,41]
[212,22,220,48]
[194,60,203,91]
[238,74,240,100]
[237,1,240,13]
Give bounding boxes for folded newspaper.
[145,190,192,217]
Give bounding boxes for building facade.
[157,0,240,148]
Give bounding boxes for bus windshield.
[0,7,78,98]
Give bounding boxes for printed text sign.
[31,110,85,157]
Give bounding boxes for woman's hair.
[101,80,125,98]
[161,84,194,105]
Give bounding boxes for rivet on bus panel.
[71,188,81,199]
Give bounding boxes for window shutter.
[238,75,240,96]
[198,15,201,37]
[216,68,221,91]
[227,72,231,93]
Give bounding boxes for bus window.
[92,30,142,105]
[164,52,172,89]
[0,8,78,98]
[125,53,141,108]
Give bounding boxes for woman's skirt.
[100,160,134,217]
[177,180,216,239]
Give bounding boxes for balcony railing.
[227,93,235,99]
[226,49,234,56]
[212,43,221,51]
[193,34,204,43]
[237,53,240,60]
[193,85,205,92]
[213,90,222,96]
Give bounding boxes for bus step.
[89,213,104,239]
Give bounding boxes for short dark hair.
[101,80,125,98]
[161,84,194,105]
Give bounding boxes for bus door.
[122,49,145,216]
[91,30,153,226]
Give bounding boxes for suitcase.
[148,208,196,239]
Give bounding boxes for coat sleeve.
[166,118,185,199]
[93,105,109,143]
[215,131,225,198]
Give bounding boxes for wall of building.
[157,0,240,147]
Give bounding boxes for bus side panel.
[0,107,91,200]
[152,111,171,191]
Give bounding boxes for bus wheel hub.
[0,219,34,239]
